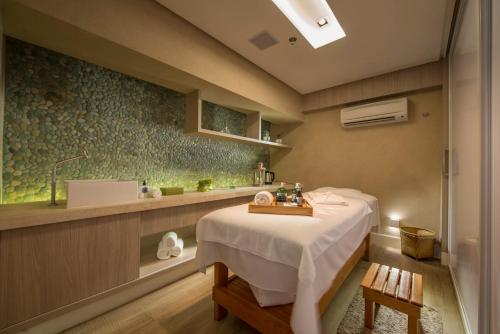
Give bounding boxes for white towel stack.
[254,191,274,205]
[156,231,185,260]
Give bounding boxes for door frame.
[447,0,493,333]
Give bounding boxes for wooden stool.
[361,263,423,334]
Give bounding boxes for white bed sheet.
[199,215,372,307]
[196,190,379,334]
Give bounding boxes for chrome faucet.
[49,149,89,206]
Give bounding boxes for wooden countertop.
[0,185,285,231]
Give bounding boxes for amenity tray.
[248,199,313,216]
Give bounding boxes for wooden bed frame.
[212,234,370,334]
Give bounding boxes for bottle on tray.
[276,182,288,203]
[291,183,303,205]
[296,187,303,206]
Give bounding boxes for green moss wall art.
[2,38,270,204]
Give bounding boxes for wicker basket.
[400,226,436,259]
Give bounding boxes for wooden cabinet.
[0,186,282,332]
[0,213,140,330]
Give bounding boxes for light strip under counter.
[0,184,288,231]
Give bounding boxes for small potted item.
[197,179,213,192]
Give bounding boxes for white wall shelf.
[184,90,292,149]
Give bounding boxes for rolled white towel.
[254,191,274,205]
[162,231,178,248]
[171,238,184,257]
[157,240,172,260]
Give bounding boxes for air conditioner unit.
[340,97,408,128]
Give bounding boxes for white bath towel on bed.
[196,189,379,334]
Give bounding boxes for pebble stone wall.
[2,38,270,203]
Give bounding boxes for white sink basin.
[65,179,138,208]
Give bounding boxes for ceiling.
[156,0,455,94]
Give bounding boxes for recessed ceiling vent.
[249,31,278,50]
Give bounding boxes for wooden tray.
[248,199,313,216]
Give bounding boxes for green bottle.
[276,182,288,202]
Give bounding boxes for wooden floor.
[64,245,465,334]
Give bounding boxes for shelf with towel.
[139,236,197,278]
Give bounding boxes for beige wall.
[4,0,303,123]
[272,89,444,236]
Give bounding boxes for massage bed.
[196,188,380,334]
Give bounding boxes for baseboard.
[448,265,473,334]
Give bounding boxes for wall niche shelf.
[184,90,292,149]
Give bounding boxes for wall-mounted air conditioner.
[340,97,408,128]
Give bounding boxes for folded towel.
[254,191,274,205]
[157,240,172,260]
[163,231,178,248]
[171,238,184,257]
[307,191,348,206]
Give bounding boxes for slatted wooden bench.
[361,263,423,334]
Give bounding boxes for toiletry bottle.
[276,182,287,203]
[141,180,148,194]
[291,183,301,203]
[296,187,303,206]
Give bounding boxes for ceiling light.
[317,17,328,27]
[272,0,346,49]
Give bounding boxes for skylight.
[272,0,346,49]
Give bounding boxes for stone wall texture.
[2,38,269,203]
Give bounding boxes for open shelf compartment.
[184,90,292,149]
[140,234,197,278]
